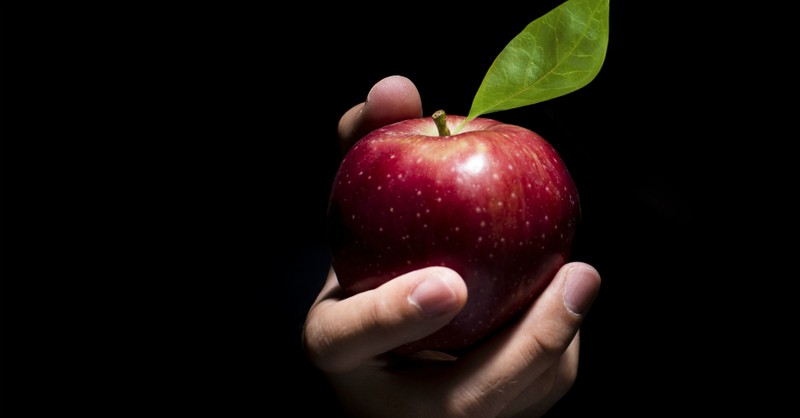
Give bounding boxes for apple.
[326,111,580,354]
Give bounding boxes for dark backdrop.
[17,1,790,416]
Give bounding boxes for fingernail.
[563,267,600,315]
[409,276,458,317]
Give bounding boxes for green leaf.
[460,0,610,131]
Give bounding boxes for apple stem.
[432,110,451,137]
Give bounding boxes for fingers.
[499,333,581,417]
[337,75,423,152]
[445,262,601,417]
[304,266,467,373]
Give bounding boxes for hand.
[303,75,601,418]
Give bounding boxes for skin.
[303,75,601,418]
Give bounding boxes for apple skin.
[326,114,580,354]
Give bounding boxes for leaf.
[460,0,610,131]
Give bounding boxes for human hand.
[303,75,601,418]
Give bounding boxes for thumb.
[304,266,467,373]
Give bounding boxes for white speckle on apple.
[480,221,486,227]
[389,207,394,212]
[377,185,382,190]
[416,190,422,196]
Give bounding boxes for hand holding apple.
[305,0,608,415]
[303,74,601,418]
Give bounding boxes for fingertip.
[365,75,423,118]
[408,267,468,317]
[562,263,601,315]
[337,102,365,147]
[337,75,423,150]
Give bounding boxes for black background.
[5,1,793,416]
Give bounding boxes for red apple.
[326,112,580,354]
